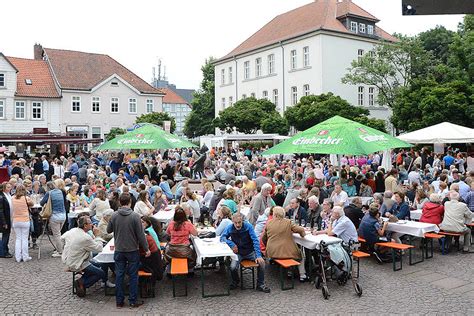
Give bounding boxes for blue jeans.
[0,231,10,256]
[82,261,107,288]
[114,250,140,305]
[229,251,265,287]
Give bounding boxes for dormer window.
[111,82,119,87]
[0,73,4,87]
[350,21,358,33]
[367,25,374,35]
[359,23,366,33]
[25,79,32,85]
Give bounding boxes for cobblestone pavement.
[1,236,473,315]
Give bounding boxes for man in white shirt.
[407,166,422,185]
[330,184,348,207]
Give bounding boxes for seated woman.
[164,207,198,269]
[180,188,201,223]
[134,191,154,217]
[89,189,110,224]
[214,206,233,236]
[152,187,168,213]
[139,217,163,282]
[358,205,390,264]
[97,209,114,242]
[261,206,308,282]
[412,189,429,210]
[420,193,444,225]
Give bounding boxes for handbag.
[40,193,53,219]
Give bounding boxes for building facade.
[161,88,192,136]
[214,0,396,132]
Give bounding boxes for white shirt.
[408,171,421,185]
[331,190,348,206]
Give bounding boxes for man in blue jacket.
[220,213,270,293]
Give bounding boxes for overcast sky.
[1,0,464,90]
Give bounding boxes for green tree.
[105,127,126,141]
[183,58,216,138]
[260,113,289,135]
[135,112,176,133]
[214,97,284,134]
[418,26,455,63]
[284,93,386,132]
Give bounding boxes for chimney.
[34,43,43,60]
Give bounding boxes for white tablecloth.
[93,238,115,263]
[384,218,439,237]
[292,233,342,250]
[153,206,176,223]
[192,237,237,265]
[68,208,91,218]
[410,209,422,221]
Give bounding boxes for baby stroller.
[314,240,362,299]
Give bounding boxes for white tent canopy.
[397,122,474,144]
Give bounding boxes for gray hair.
[448,191,460,201]
[272,206,285,219]
[102,209,114,218]
[429,193,441,203]
[332,206,344,217]
[261,183,272,192]
[384,191,393,198]
[308,195,319,204]
[232,213,243,221]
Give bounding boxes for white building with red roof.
[214,0,396,131]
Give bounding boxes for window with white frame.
[358,86,364,106]
[221,97,226,109]
[358,49,364,63]
[0,73,4,87]
[291,86,298,105]
[72,96,81,112]
[92,96,100,112]
[359,23,366,33]
[32,101,42,120]
[228,67,233,84]
[303,46,310,67]
[229,96,233,107]
[111,97,119,113]
[368,87,375,106]
[0,100,4,118]
[268,54,275,74]
[255,58,262,77]
[146,99,154,113]
[244,61,250,79]
[15,101,26,119]
[303,84,310,96]
[273,89,278,106]
[367,25,374,35]
[128,98,137,113]
[92,127,101,139]
[350,21,358,33]
[262,90,268,99]
[290,50,297,70]
[221,69,225,85]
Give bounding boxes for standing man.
[0,183,12,258]
[220,213,271,293]
[41,155,50,177]
[250,183,274,225]
[107,193,150,308]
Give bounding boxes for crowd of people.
[0,146,473,307]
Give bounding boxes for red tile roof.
[220,0,396,60]
[6,57,61,98]
[162,88,190,105]
[43,48,164,95]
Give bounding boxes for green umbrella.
[98,124,197,150]
[263,116,411,155]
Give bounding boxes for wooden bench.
[274,259,300,290]
[424,233,446,257]
[240,260,258,290]
[171,258,188,297]
[375,242,414,271]
[138,270,155,298]
[438,231,463,252]
[66,269,83,295]
[358,237,367,243]
[352,251,370,278]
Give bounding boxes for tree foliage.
[106,127,126,141]
[284,93,387,133]
[214,97,287,134]
[183,58,216,138]
[135,112,176,133]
